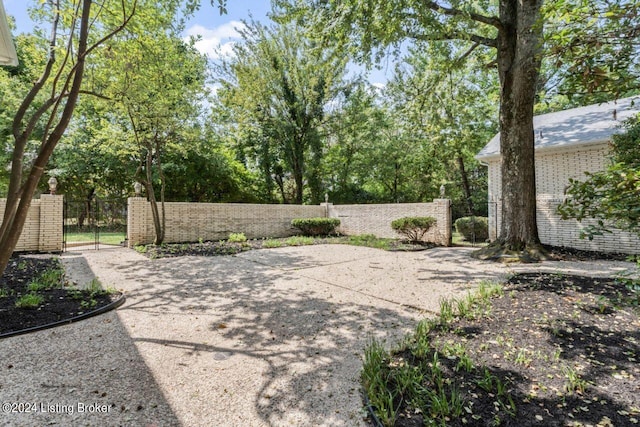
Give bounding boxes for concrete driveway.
[0,245,633,426]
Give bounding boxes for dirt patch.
[0,256,122,336]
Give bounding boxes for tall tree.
[276,0,635,258]
[321,81,392,203]
[99,31,209,244]
[385,42,499,216]
[0,0,135,277]
[215,20,347,204]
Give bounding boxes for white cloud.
[184,21,246,60]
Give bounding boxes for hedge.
[291,217,340,236]
[454,216,489,241]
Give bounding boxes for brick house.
[476,97,640,254]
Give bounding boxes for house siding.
[485,143,640,254]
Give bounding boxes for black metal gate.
[63,198,127,251]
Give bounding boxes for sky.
[3,0,391,86]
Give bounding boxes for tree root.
[471,242,549,263]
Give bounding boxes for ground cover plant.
[134,234,434,259]
[0,256,121,336]
[362,271,640,426]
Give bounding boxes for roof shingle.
[476,97,640,160]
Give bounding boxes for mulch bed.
[137,236,432,259]
[0,256,121,336]
[378,271,640,426]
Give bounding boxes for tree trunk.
[0,0,93,278]
[0,0,132,277]
[145,148,164,245]
[292,137,304,204]
[456,154,474,216]
[495,0,543,252]
[78,187,95,228]
[156,137,166,245]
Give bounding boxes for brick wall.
[0,195,63,252]
[327,200,451,246]
[127,199,325,246]
[128,199,452,247]
[485,143,640,254]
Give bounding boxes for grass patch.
[26,265,65,292]
[15,293,44,308]
[452,231,488,247]
[341,234,393,250]
[284,236,315,246]
[262,239,284,248]
[228,232,247,243]
[66,231,124,245]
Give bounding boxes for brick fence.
[327,200,451,246]
[127,198,452,247]
[0,195,63,252]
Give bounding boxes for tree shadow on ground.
[0,309,181,426]
[93,249,424,426]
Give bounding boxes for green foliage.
[343,234,392,250]
[361,340,398,426]
[390,216,436,242]
[455,217,489,242]
[262,239,284,248]
[558,115,640,238]
[26,265,64,292]
[15,293,44,309]
[563,365,590,395]
[228,232,247,243]
[215,20,347,204]
[291,218,340,236]
[360,281,521,426]
[543,1,640,100]
[284,236,315,246]
[85,278,103,293]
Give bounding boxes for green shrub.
[228,232,247,243]
[455,216,489,241]
[391,216,437,242]
[291,217,340,236]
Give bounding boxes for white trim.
[0,0,18,66]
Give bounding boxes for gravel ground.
[0,245,634,426]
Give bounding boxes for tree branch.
[422,0,502,29]
[456,41,481,63]
[83,0,137,59]
[413,31,497,48]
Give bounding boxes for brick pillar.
[39,194,64,252]
[127,197,150,247]
[433,198,452,246]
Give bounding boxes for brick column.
[127,197,150,247]
[38,194,64,252]
[433,198,452,246]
